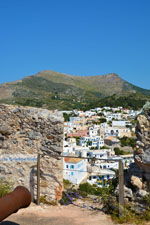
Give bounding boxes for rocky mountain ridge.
[0,70,150,110]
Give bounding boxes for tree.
[99,118,107,123]
[114,147,124,155]
[119,137,136,148]
[63,113,70,122]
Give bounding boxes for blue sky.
[0,0,150,89]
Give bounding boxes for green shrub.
[114,147,125,155]
[40,195,57,205]
[79,183,95,195]
[142,194,150,206]
[142,209,150,221]
[103,199,150,225]
[98,118,107,124]
[63,179,72,189]
[100,145,110,149]
[78,182,115,197]
[119,137,136,148]
[0,179,12,197]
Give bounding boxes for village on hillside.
[0,103,149,225]
[62,106,140,187]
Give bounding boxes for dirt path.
[0,203,116,225]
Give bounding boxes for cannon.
[0,186,31,222]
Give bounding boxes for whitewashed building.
[105,126,131,138]
[63,157,87,184]
[88,125,100,137]
[80,136,104,149]
[112,120,132,127]
[87,168,115,187]
[88,149,114,159]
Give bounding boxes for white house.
[63,146,75,155]
[88,125,100,137]
[106,113,122,121]
[128,110,141,118]
[67,138,77,147]
[72,146,89,157]
[69,117,81,122]
[96,161,118,170]
[85,111,96,117]
[87,168,115,187]
[88,149,113,159]
[63,157,87,184]
[112,120,132,127]
[80,136,104,149]
[105,126,131,138]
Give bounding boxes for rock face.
[0,104,64,202]
[135,101,150,181]
[123,102,150,207]
[130,175,143,190]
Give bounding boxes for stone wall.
[123,102,150,205]
[135,102,150,181]
[0,104,64,202]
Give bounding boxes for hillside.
[0,70,150,110]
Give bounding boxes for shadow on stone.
[0,221,20,225]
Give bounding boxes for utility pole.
[37,153,40,205]
[119,159,124,217]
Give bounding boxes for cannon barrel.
[0,186,31,222]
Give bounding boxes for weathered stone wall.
[0,104,64,202]
[123,102,150,205]
[135,102,150,181]
[117,103,150,210]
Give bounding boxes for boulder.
[115,185,133,200]
[131,175,143,190]
[136,189,148,198]
[124,186,133,200]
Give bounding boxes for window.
[70,165,74,169]
[71,172,74,175]
[111,130,114,135]
[66,165,68,168]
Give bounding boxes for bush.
[142,194,150,206]
[100,145,110,149]
[63,179,72,189]
[0,179,12,197]
[98,118,107,124]
[79,183,95,195]
[78,182,115,197]
[119,137,136,148]
[40,195,57,205]
[63,113,70,122]
[111,204,150,224]
[114,147,125,155]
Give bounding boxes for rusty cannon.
[0,186,31,222]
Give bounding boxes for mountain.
[0,70,150,110]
